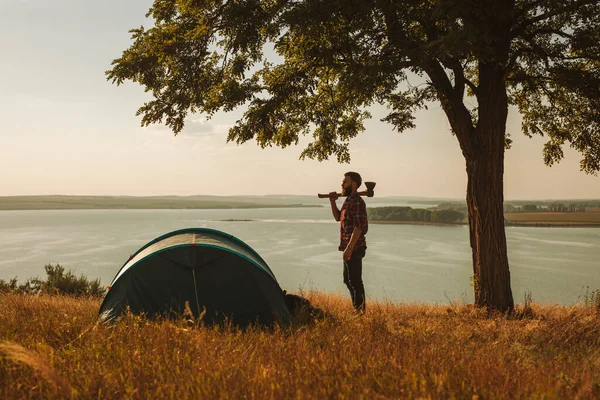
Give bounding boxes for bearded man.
[328,171,369,313]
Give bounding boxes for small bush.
[0,277,18,293]
[0,264,106,297]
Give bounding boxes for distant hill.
[0,194,461,210]
[0,195,321,210]
[4,194,595,211]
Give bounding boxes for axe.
[318,181,376,198]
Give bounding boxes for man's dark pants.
[343,247,366,312]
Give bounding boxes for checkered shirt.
[339,192,368,251]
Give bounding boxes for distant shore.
[370,220,466,227]
[372,220,600,228]
[504,212,600,227]
[370,211,600,228]
[3,197,600,227]
[0,195,321,210]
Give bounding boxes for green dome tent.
[99,228,291,326]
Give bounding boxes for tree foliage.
[107,0,600,169]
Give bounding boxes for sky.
[1,0,599,200]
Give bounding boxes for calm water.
[1,208,599,304]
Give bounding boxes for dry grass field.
[1,292,599,399]
[504,212,600,226]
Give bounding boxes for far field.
[505,212,600,226]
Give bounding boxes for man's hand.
[343,246,353,261]
[329,192,339,201]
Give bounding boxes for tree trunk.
[422,54,515,312]
[467,63,514,312]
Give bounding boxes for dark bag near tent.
[284,291,325,319]
[99,228,291,327]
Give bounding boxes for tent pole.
[192,268,202,320]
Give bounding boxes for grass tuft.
[0,341,76,398]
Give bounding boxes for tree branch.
[531,28,575,40]
[376,0,478,155]
[512,0,598,37]
[376,0,424,64]
[464,77,479,95]
[422,59,475,158]
[439,56,479,98]
[519,0,549,14]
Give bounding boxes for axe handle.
[317,193,341,198]
[317,190,373,198]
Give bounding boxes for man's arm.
[346,226,362,250]
[329,193,340,221]
[343,226,362,260]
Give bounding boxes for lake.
[1,207,599,304]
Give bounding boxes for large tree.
[107,0,600,311]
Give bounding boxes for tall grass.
[1,293,599,399]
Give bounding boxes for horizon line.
[1,194,599,202]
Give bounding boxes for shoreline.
[371,220,600,228]
[370,220,467,227]
[504,222,600,228]
[0,195,323,211]
[0,205,320,211]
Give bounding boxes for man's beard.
[343,186,352,196]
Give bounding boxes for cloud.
[349,148,366,155]
[144,119,233,138]
[181,119,216,134]
[139,118,242,155]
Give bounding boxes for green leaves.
[381,87,434,132]
[507,0,600,174]
[107,0,409,162]
[107,0,600,170]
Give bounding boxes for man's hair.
[344,171,362,188]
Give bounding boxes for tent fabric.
[99,228,291,326]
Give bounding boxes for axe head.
[365,181,376,197]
